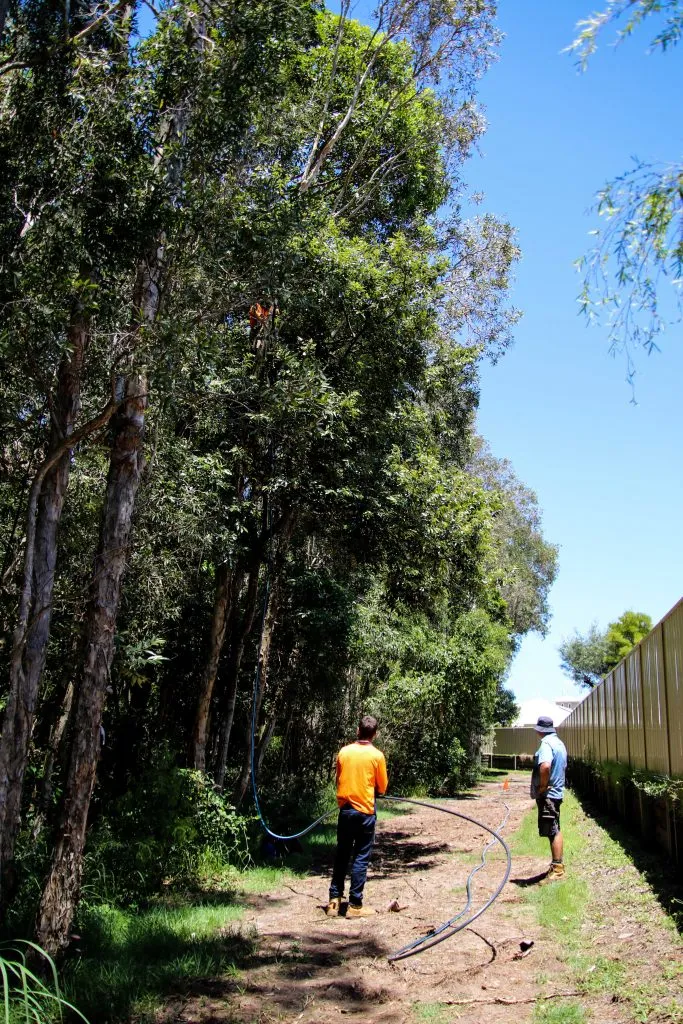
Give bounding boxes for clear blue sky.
[470,2,683,703]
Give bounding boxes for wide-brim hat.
[535,716,555,734]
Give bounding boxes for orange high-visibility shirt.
[336,741,388,815]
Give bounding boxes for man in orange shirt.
[326,715,388,918]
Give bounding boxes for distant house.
[512,698,572,729]
[554,696,580,712]
[482,696,575,763]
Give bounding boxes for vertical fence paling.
[665,602,683,777]
[557,597,683,865]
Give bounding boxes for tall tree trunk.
[35,370,148,956]
[233,578,282,806]
[30,679,75,842]
[190,564,239,771]
[0,317,88,909]
[232,506,295,806]
[213,565,260,790]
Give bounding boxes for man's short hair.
[358,715,378,740]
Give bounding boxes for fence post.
[658,624,675,860]
[637,642,650,843]
[624,663,632,768]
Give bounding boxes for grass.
[59,812,355,1023]
[533,1002,586,1024]
[512,789,683,1024]
[411,1002,450,1023]
[64,900,253,1023]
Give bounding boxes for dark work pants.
[329,807,376,907]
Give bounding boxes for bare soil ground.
[166,782,682,1024]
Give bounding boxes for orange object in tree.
[249,302,271,329]
[336,741,388,815]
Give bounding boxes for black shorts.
[537,796,562,839]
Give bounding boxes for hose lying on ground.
[378,795,511,961]
[249,586,512,957]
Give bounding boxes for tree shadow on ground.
[179,928,393,1023]
[573,789,683,933]
[63,904,257,1022]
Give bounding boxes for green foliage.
[559,622,611,688]
[559,610,652,687]
[568,1,683,64]
[355,597,511,793]
[0,0,558,941]
[569,3,683,359]
[578,756,683,802]
[83,764,251,905]
[492,683,519,726]
[605,610,652,665]
[470,440,559,638]
[0,941,88,1024]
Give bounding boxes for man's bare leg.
[550,831,563,863]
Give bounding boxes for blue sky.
[469,2,683,702]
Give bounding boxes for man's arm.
[537,760,551,796]
[536,739,552,796]
[375,754,388,796]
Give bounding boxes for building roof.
[512,698,572,729]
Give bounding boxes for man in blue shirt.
[530,716,567,882]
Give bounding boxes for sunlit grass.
[411,1001,450,1023]
[65,901,252,1022]
[533,1002,586,1024]
[512,789,683,1024]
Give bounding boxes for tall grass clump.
[0,942,88,1023]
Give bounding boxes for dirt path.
[172,782,682,1024]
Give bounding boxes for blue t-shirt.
[531,733,567,801]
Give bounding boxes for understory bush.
[81,766,252,907]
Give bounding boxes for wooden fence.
[557,596,683,867]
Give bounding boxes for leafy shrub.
[82,765,251,906]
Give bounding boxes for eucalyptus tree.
[33,0,318,954]
[469,441,559,640]
[0,0,154,909]
[569,1,683,359]
[186,1,507,777]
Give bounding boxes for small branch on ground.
[285,885,319,900]
[444,991,582,1006]
[465,926,497,960]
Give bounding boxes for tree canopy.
[559,609,653,688]
[0,0,555,959]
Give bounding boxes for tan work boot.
[539,862,565,884]
[326,898,341,917]
[347,904,376,918]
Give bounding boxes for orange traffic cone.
[503,778,510,792]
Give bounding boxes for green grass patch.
[533,1001,586,1024]
[511,789,683,1024]
[411,1001,450,1023]
[568,954,626,994]
[64,901,253,1022]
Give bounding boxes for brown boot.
[539,862,565,884]
[347,904,376,918]
[326,898,341,917]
